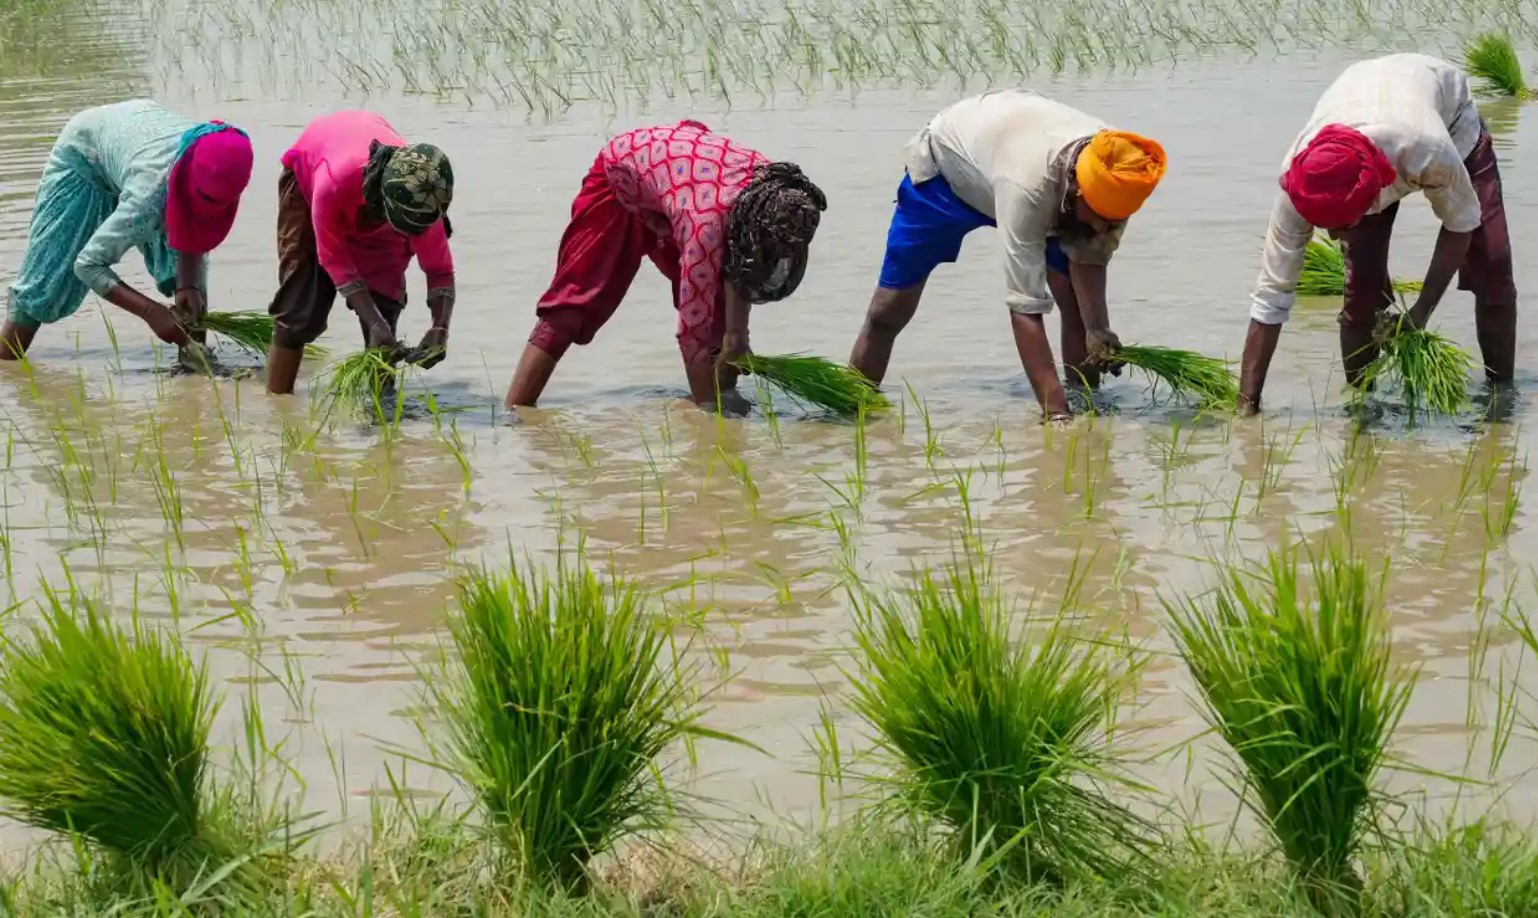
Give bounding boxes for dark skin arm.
[173,253,207,346]
[1069,260,1122,368]
[1237,319,1282,416]
[693,283,750,405]
[346,289,403,357]
[411,287,455,369]
[1009,312,1072,419]
[103,284,189,347]
[1406,228,1473,329]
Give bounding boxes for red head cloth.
[1279,124,1397,230]
[166,125,254,255]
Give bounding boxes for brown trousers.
[268,169,404,350]
[1340,129,1517,381]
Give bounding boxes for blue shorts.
[877,173,1068,289]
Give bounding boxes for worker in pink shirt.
[264,110,456,395]
[504,120,827,408]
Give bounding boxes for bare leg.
[265,343,304,395]
[0,320,38,360]
[849,282,925,385]
[1048,267,1100,389]
[1475,297,1517,386]
[506,343,560,408]
[1009,312,1071,418]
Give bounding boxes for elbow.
[73,259,114,298]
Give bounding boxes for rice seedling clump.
[1464,33,1534,99]
[735,353,890,416]
[1113,344,1238,409]
[846,541,1151,884]
[430,553,722,891]
[0,586,233,880]
[1299,237,1422,297]
[1165,546,1412,910]
[199,311,326,359]
[1360,314,1474,417]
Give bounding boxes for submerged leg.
[0,318,38,360]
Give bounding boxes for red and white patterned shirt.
[601,121,768,363]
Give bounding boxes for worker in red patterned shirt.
[505,120,827,408]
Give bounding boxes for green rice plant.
[1359,314,1474,417]
[1464,33,1535,99]
[428,551,732,891]
[1299,237,1423,297]
[1165,545,1413,911]
[0,584,237,882]
[1113,344,1239,409]
[845,539,1153,885]
[198,311,326,359]
[313,349,412,421]
[735,353,890,416]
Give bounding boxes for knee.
[867,288,919,333]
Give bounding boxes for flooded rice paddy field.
[3,0,1538,845]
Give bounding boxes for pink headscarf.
[166,124,254,255]
[1279,124,1397,230]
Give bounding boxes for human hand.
[408,326,448,369]
[1084,327,1124,376]
[717,330,751,374]
[365,321,404,362]
[146,303,191,347]
[173,287,206,327]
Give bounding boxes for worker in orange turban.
[1074,131,1167,221]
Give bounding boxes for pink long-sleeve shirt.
[601,121,767,363]
[281,111,453,302]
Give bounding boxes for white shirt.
[1251,54,1483,325]
[904,90,1124,315]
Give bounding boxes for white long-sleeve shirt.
[1250,54,1482,325]
[904,90,1125,315]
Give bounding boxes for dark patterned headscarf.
[362,140,454,236]
[723,163,827,303]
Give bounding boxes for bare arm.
[345,289,400,352]
[1238,319,1282,416]
[1009,313,1071,419]
[1407,228,1473,328]
[1069,261,1110,332]
[174,252,207,345]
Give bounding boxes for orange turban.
[1074,130,1167,221]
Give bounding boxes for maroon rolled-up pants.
[1340,128,1517,380]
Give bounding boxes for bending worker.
[1238,53,1515,413]
[848,89,1168,421]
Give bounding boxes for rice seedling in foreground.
[1165,545,1413,911]
[198,311,326,359]
[1113,344,1238,409]
[1464,33,1535,99]
[428,552,734,891]
[1359,314,1474,417]
[0,584,239,883]
[735,352,890,416]
[845,541,1153,884]
[1298,237,1423,298]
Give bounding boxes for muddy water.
[1,23,1537,848]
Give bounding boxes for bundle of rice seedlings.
[1299,237,1423,297]
[1464,32,1535,99]
[429,553,725,891]
[0,586,237,883]
[1165,546,1412,911]
[1113,344,1239,409]
[1359,314,1474,416]
[313,348,408,420]
[198,311,326,359]
[733,353,890,416]
[846,541,1152,884]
